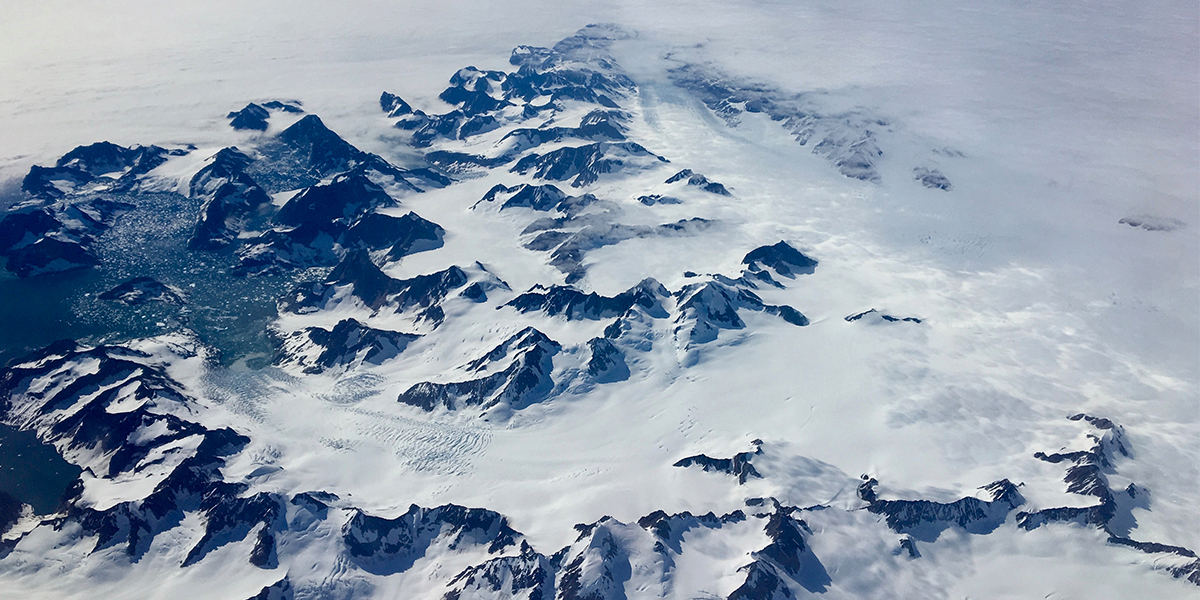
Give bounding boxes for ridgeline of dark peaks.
[55,141,171,181]
[505,278,669,321]
[0,193,133,277]
[398,327,561,412]
[674,279,809,346]
[231,145,445,273]
[343,503,519,575]
[674,440,765,484]
[188,147,272,250]
[525,218,713,284]
[510,142,668,188]
[228,103,271,131]
[850,414,1199,586]
[280,250,468,319]
[1013,413,1200,587]
[276,318,420,374]
[476,182,574,213]
[17,140,171,206]
[228,101,304,131]
[742,240,818,278]
[669,63,957,187]
[845,308,922,324]
[276,172,396,228]
[499,109,629,153]
[857,477,1025,542]
[664,168,731,196]
[0,341,268,567]
[380,26,637,158]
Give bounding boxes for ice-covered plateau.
[0,23,1195,600]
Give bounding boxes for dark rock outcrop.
[259,115,429,194]
[585,337,629,383]
[556,517,635,600]
[246,578,293,600]
[844,309,921,324]
[728,561,796,600]
[673,440,764,484]
[728,502,831,598]
[664,168,731,196]
[28,142,169,197]
[638,509,746,554]
[385,24,637,151]
[262,100,303,113]
[742,241,817,278]
[379,91,413,117]
[345,211,445,261]
[1,142,170,276]
[182,489,285,568]
[0,197,132,277]
[1018,413,1130,531]
[276,114,365,176]
[913,167,952,190]
[236,171,442,273]
[98,276,185,306]
[228,102,304,131]
[234,222,342,274]
[228,103,271,131]
[498,109,629,156]
[1119,215,1186,232]
[635,194,680,206]
[424,150,511,172]
[4,235,101,277]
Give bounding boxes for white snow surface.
[0,2,1196,599]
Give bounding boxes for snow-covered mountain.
[0,9,1196,600]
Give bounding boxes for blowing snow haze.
[0,2,1196,599]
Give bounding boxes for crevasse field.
[0,1,1196,599]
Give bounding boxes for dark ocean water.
[0,190,311,512]
[0,423,80,514]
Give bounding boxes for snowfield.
[0,2,1196,599]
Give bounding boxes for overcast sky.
[1,0,1195,218]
